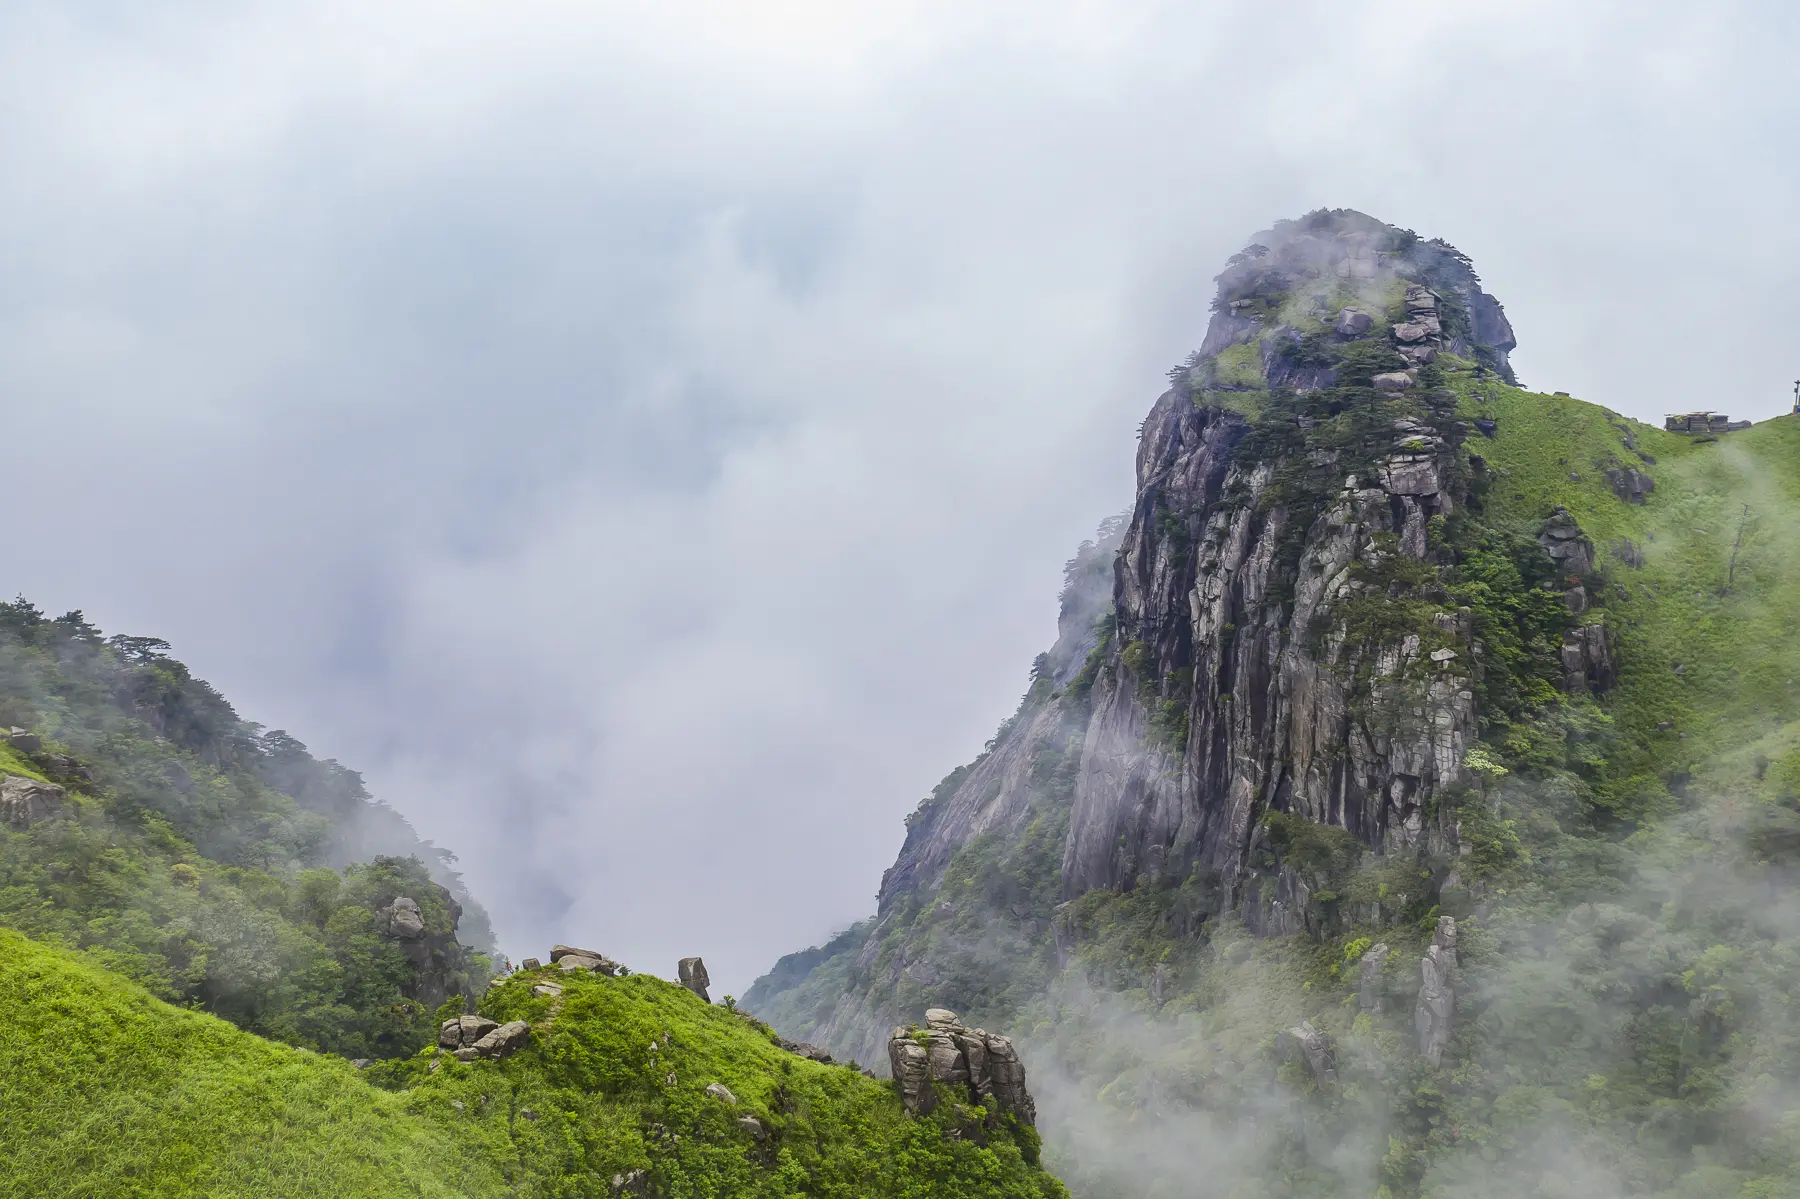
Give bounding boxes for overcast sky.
[3,1,1797,993]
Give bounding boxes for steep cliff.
[747,209,1800,1197]
[749,210,1527,1047]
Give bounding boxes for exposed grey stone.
[0,775,65,829]
[1289,1020,1336,1085]
[8,730,41,753]
[1416,917,1457,1065]
[886,1011,1036,1126]
[1612,538,1645,569]
[532,983,564,998]
[550,944,607,963]
[1604,466,1655,504]
[383,897,426,939]
[1392,321,1434,344]
[705,1082,738,1105]
[453,1015,499,1048]
[40,753,90,782]
[1539,507,1595,577]
[1358,943,1390,1013]
[1381,455,1442,494]
[439,1019,463,1050]
[678,956,711,1002]
[1372,370,1415,391]
[887,1029,936,1116]
[558,953,618,975]
[924,1007,961,1030]
[1562,623,1616,696]
[470,1020,531,1059]
[1333,308,1373,336]
[612,1169,649,1196]
[520,957,542,971]
[736,1116,767,1138]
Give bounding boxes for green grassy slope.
[1457,374,1800,812]
[0,928,499,1199]
[0,929,1067,1198]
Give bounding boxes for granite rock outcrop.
[887,1008,1036,1126]
[0,775,65,829]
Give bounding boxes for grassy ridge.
[1458,376,1800,813]
[0,928,1067,1198]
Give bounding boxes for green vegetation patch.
[0,928,497,1199]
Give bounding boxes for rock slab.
[0,775,65,829]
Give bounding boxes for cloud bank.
[1,0,1796,991]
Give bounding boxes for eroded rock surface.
[1562,623,1616,696]
[1415,917,1457,1065]
[383,897,426,939]
[1358,943,1391,1013]
[0,775,65,829]
[679,956,711,1002]
[439,1014,530,1061]
[1540,506,1596,577]
[1605,466,1654,504]
[1288,1019,1336,1085]
[886,1008,1035,1125]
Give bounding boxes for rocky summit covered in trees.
[746,209,1800,1198]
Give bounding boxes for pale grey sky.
[2,1,1796,993]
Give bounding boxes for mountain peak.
[1192,208,1517,385]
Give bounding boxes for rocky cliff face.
[747,207,1536,1058]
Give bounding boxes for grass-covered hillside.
[0,928,1068,1198]
[747,215,1800,1198]
[0,600,492,1061]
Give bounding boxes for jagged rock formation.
[1562,623,1616,696]
[746,210,1595,1084]
[1064,369,1478,923]
[0,775,65,829]
[379,883,481,1010]
[887,1008,1036,1125]
[1540,506,1596,578]
[1415,916,1457,1065]
[382,896,427,939]
[1605,466,1655,505]
[679,956,711,1001]
[439,1014,531,1061]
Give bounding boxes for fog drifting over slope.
[1,0,1796,991]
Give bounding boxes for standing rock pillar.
[678,956,711,1002]
[1415,917,1457,1064]
[1358,943,1390,1013]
